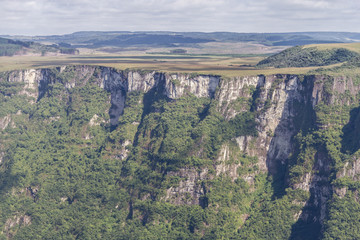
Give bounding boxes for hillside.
[6,31,360,47]
[86,34,214,47]
[256,45,360,68]
[0,37,79,56]
[1,66,360,239]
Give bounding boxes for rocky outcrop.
[218,75,307,173]
[334,156,360,198]
[0,115,12,130]
[118,140,132,160]
[7,69,42,99]
[3,214,31,238]
[127,71,159,92]
[217,75,259,119]
[164,73,220,99]
[0,151,4,165]
[89,114,106,127]
[165,168,208,205]
[337,158,360,182]
[311,75,360,107]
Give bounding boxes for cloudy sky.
[1,0,360,35]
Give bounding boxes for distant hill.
[4,31,360,48]
[0,37,79,56]
[0,37,30,56]
[256,45,360,68]
[87,34,214,47]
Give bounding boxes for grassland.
[304,42,360,53]
[0,53,323,77]
[1,42,360,77]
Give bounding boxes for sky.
[1,0,360,35]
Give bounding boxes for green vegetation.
[323,193,360,240]
[0,67,262,239]
[257,46,360,68]
[1,66,360,239]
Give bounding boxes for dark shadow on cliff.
[289,149,332,240]
[290,209,322,240]
[258,75,326,239]
[131,72,167,148]
[290,215,322,240]
[341,106,360,154]
[120,72,169,180]
[109,87,127,131]
[263,75,316,199]
[288,76,333,240]
[119,74,168,219]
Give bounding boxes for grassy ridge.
[304,42,360,53]
[257,46,360,68]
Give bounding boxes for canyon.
[0,65,359,239]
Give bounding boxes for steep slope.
[1,66,360,239]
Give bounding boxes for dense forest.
[0,65,360,239]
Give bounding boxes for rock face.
[213,74,360,231]
[217,75,309,173]
[163,74,315,205]
[7,69,42,97]
[217,75,259,120]
[1,66,221,127]
[164,73,220,99]
[0,67,350,168]
[3,65,360,236]
[335,156,360,198]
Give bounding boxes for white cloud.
[0,0,360,35]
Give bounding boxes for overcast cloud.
[1,0,360,35]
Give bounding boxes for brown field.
[1,43,359,77]
[145,42,288,55]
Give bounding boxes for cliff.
[1,65,360,239]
